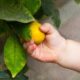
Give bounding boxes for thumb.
[40,23,56,34]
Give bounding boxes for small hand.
[23,23,66,63]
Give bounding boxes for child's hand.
[23,23,66,63]
[24,23,80,71]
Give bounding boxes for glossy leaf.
[41,0,61,28]
[24,0,41,14]
[0,0,35,23]
[4,35,27,78]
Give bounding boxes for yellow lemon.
[29,21,45,44]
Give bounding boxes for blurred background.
[26,0,80,80]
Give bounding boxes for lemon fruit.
[29,21,45,44]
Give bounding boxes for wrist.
[53,37,67,64]
[57,39,80,71]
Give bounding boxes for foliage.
[0,0,60,79]
[4,35,27,78]
[0,0,35,23]
[41,0,60,28]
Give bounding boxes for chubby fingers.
[40,23,56,34]
[23,40,37,54]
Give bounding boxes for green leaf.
[75,0,80,4]
[15,25,31,41]
[11,22,31,41]
[0,0,35,23]
[24,0,41,14]
[0,21,10,37]
[41,0,61,28]
[4,35,27,78]
[18,25,31,41]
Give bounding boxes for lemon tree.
[0,0,62,79]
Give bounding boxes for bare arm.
[58,39,80,71]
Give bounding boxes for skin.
[23,23,80,72]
